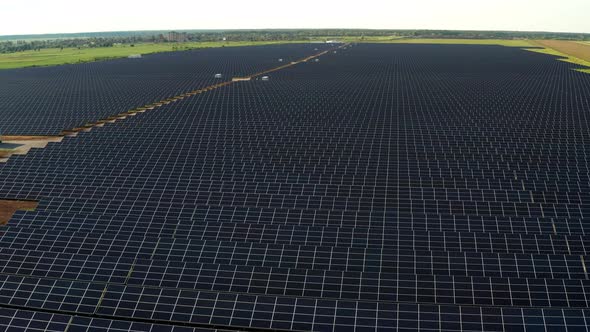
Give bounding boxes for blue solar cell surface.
[1,43,590,331]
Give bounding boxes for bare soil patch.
[0,200,38,225]
[0,136,63,162]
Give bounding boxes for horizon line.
[2,28,590,39]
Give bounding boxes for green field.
[0,41,309,70]
[362,38,533,47]
[318,36,534,47]
[321,35,404,43]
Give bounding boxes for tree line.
[2,29,589,53]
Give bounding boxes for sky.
[1,0,589,36]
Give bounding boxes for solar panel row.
[13,208,590,235]
[2,250,590,307]
[0,307,228,332]
[3,275,590,331]
[2,246,587,280]
[3,224,590,255]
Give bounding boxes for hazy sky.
[2,0,589,36]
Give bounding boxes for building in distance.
[166,31,188,43]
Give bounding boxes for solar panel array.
[0,44,329,135]
[1,43,590,331]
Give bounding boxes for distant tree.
[0,29,589,54]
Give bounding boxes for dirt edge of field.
[532,40,590,62]
[0,200,38,225]
[0,136,64,162]
[525,40,590,74]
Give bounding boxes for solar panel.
[0,308,70,332]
